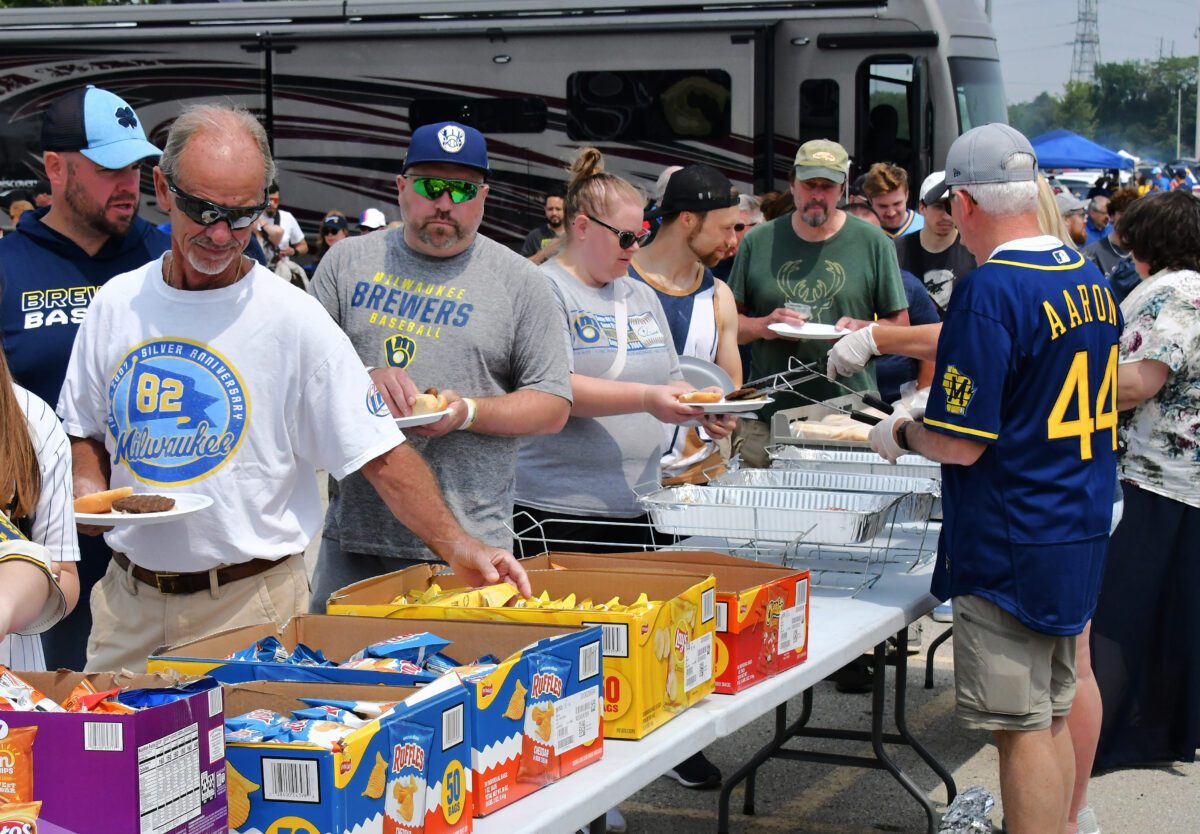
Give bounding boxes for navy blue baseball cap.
[41,85,161,169]
[403,121,490,178]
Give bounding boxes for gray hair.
[739,193,764,224]
[159,104,276,192]
[1087,196,1108,212]
[956,152,1039,216]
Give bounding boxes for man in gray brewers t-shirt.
[307,121,572,607]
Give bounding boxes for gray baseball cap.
[944,123,1037,188]
[1055,190,1086,215]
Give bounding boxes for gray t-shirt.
[515,260,682,517]
[310,230,572,559]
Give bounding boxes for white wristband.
[458,397,478,431]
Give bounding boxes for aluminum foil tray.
[640,485,901,543]
[709,468,939,523]
[767,445,943,482]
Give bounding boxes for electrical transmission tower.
[1071,0,1101,83]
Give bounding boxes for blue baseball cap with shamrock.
[41,85,161,169]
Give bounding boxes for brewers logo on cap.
[438,125,466,153]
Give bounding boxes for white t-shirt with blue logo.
[57,256,403,572]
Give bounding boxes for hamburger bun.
[73,487,134,515]
[411,388,450,416]
[678,390,723,404]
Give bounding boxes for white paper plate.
[768,322,848,340]
[76,493,214,526]
[395,408,451,428]
[692,397,774,414]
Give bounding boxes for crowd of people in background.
[0,83,1196,834]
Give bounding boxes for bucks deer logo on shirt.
[775,258,847,318]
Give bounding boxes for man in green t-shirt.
[728,139,908,465]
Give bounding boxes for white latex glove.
[868,406,925,464]
[827,323,879,378]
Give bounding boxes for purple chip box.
[1,671,227,834]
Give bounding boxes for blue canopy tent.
[1030,129,1134,170]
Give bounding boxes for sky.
[989,0,1200,104]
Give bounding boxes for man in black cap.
[0,84,169,670]
[630,163,741,484]
[307,121,571,606]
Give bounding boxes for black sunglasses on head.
[586,214,651,250]
[166,176,269,230]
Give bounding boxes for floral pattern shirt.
[1117,268,1200,507]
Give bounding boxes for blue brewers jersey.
[926,241,1121,635]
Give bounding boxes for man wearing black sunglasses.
[307,120,571,606]
[57,105,530,672]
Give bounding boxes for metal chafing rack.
[707,468,939,524]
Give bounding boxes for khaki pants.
[85,553,309,673]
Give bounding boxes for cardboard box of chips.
[223,676,472,834]
[523,552,811,694]
[0,669,228,834]
[326,567,718,740]
[149,614,605,817]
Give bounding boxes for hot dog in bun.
[73,487,134,515]
[411,387,450,415]
[677,390,723,404]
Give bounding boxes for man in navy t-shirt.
[868,124,1120,834]
[0,85,168,669]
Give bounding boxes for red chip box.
[524,551,811,693]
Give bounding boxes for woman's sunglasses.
[406,176,482,204]
[166,176,268,230]
[587,214,651,250]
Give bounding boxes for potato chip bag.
[758,591,786,678]
[116,679,217,709]
[0,668,63,713]
[349,633,451,665]
[226,709,288,738]
[664,598,696,713]
[337,658,437,682]
[226,636,289,663]
[292,706,368,729]
[517,654,571,786]
[0,801,41,833]
[61,680,131,714]
[298,698,399,719]
[383,721,435,834]
[269,719,356,750]
[0,726,37,804]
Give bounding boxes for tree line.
[1009,56,1198,163]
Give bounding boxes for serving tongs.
[733,357,894,426]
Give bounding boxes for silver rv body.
[0,0,1006,244]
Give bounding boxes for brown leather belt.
[112,550,281,595]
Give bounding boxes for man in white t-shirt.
[265,181,307,258]
[57,104,529,672]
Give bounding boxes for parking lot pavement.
[619,620,1200,834]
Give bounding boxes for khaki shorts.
[85,553,309,673]
[731,418,771,469]
[952,594,1077,731]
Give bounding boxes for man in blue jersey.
[0,86,168,670]
[867,124,1121,834]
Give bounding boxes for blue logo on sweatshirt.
[106,339,250,485]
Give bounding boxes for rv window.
[566,70,732,142]
[799,79,839,145]
[859,59,915,172]
[948,58,1007,133]
[409,97,548,134]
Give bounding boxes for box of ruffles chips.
[222,675,471,834]
[149,614,604,816]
